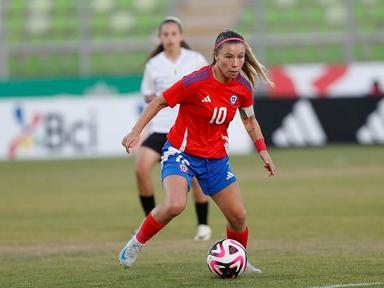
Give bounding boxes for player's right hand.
[122,132,139,154]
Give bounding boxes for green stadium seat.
[27,0,52,14]
[355,43,384,61]
[109,11,135,33]
[91,0,115,13]
[10,54,79,77]
[90,51,146,75]
[54,0,77,13]
[8,0,26,14]
[114,0,133,9]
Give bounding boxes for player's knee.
[165,202,186,218]
[230,210,247,228]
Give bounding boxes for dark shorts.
[141,133,168,155]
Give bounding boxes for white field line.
[307,282,384,288]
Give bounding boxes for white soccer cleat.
[118,235,143,268]
[245,261,262,273]
[193,224,212,241]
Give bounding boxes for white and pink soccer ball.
[207,239,247,279]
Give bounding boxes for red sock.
[226,226,248,248]
[136,213,165,244]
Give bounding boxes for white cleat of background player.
[193,224,212,241]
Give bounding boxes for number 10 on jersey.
[209,107,227,124]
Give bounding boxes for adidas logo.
[226,171,234,180]
[202,95,212,103]
[272,100,327,147]
[356,99,384,144]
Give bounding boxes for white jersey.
[141,48,207,133]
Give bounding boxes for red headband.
[214,37,245,50]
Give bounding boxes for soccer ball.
[207,239,247,279]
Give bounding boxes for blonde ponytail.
[243,42,274,88]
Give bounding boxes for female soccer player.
[119,29,276,273]
[135,16,212,240]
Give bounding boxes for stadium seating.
[3,0,384,78]
[237,0,384,65]
[6,0,166,77]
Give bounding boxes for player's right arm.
[122,77,190,153]
[122,95,168,153]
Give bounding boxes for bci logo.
[43,112,97,151]
[9,106,98,159]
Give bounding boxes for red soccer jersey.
[162,65,253,158]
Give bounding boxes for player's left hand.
[259,150,276,177]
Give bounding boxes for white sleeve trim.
[239,106,254,118]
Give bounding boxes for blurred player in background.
[119,29,276,273]
[135,16,211,241]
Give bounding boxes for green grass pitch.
[1,145,383,288]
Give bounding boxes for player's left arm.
[239,106,276,177]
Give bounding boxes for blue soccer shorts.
[160,141,237,196]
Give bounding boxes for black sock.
[139,195,155,216]
[195,202,209,225]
